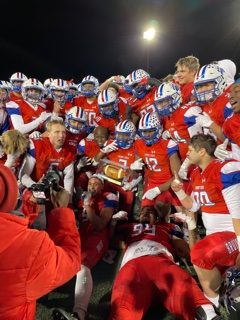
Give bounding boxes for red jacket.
[0,208,80,320]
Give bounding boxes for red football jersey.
[118,222,180,257]
[9,91,23,102]
[223,113,240,146]
[128,89,156,117]
[107,142,136,168]
[64,130,86,156]
[179,82,194,105]
[190,160,229,214]
[94,99,128,135]
[78,137,101,159]
[44,98,73,118]
[163,103,202,159]
[134,138,178,184]
[6,99,47,131]
[29,137,75,181]
[201,86,232,136]
[118,87,132,101]
[73,95,99,128]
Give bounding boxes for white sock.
[73,265,93,320]
[204,293,219,308]
[199,304,218,320]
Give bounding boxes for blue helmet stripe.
[159,84,164,96]
[104,90,108,102]
[200,65,208,78]
[133,71,136,81]
[145,112,151,126]
[122,120,128,129]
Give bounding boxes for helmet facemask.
[99,99,119,118]
[116,130,135,149]
[52,90,68,106]
[138,112,162,146]
[80,76,99,97]
[194,81,217,103]
[194,64,227,103]
[24,88,43,105]
[155,97,176,117]
[139,127,161,146]
[66,118,86,134]
[12,80,24,93]
[132,83,149,99]
[115,120,136,149]
[65,106,87,134]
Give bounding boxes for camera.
[30,164,62,204]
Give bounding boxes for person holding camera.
[20,119,75,203]
[0,164,81,320]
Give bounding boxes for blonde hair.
[46,118,65,132]
[0,130,28,155]
[175,55,200,73]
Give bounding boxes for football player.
[74,75,99,133]
[95,88,128,136]
[193,64,232,143]
[109,205,221,320]
[171,133,240,309]
[9,72,28,102]
[134,112,182,212]
[154,81,203,160]
[175,55,200,104]
[6,78,50,134]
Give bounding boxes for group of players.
[1,55,240,320]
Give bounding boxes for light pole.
[143,27,156,73]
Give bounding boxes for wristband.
[174,189,187,201]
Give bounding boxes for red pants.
[109,255,211,320]
[191,231,238,271]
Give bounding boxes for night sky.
[1,0,240,84]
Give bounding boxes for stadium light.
[143,28,156,41]
[143,27,156,72]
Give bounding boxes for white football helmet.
[194,64,228,103]
[66,82,78,102]
[138,112,163,146]
[98,88,119,118]
[65,106,87,134]
[22,78,45,105]
[10,72,28,92]
[0,80,12,102]
[130,69,151,99]
[79,75,99,97]
[50,79,69,104]
[154,82,182,117]
[115,120,136,149]
[43,78,54,88]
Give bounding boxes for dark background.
[1,0,240,83]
